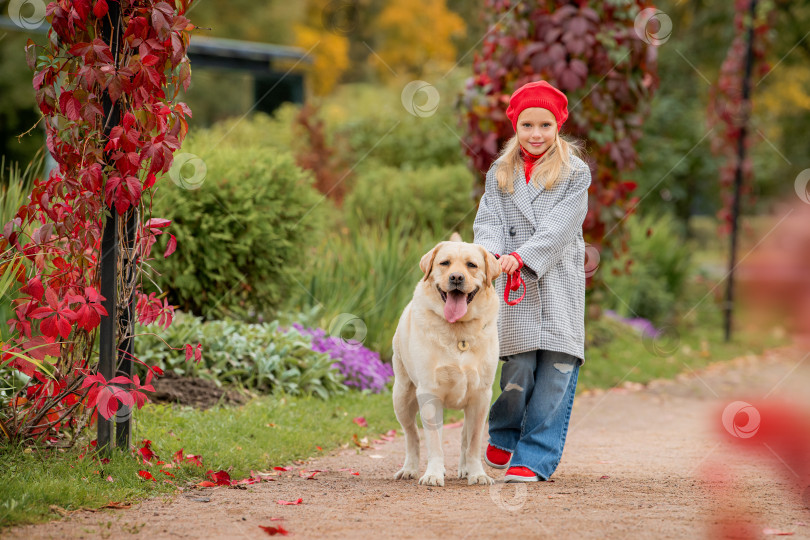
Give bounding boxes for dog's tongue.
[444,290,468,323]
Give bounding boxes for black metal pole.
[115,206,137,448]
[98,0,122,454]
[724,0,758,342]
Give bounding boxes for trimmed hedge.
[149,133,329,320]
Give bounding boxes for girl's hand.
[499,254,519,275]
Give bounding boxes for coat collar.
[511,164,544,227]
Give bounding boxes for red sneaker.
[504,466,539,483]
[484,444,512,469]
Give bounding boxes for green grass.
[0,390,403,529]
[0,259,791,530]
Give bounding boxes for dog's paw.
[394,467,418,480]
[418,472,445,487]
[467,473,495,485]
[457,468,468,479]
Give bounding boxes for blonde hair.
[494,132,584,194]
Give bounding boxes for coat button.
[509,226,516,236]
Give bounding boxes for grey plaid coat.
[473,155,591,364]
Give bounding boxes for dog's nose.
[449,273,464,286]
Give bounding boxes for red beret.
[506,80,569,132]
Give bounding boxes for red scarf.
[521,146,548,183]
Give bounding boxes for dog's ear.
[419,243,443,282]
[481,247,500,286]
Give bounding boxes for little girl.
[473,80,591,482]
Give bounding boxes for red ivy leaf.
[164,234,176,258]
[137,470,156,482]
[141,54,159,67]
[92,0,108,18]
[59,91,82,121]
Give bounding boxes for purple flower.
[603,309,660,338]
[291,324,394,393]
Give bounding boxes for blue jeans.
[487,349,579,480]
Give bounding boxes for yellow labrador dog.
[392,233,500,486]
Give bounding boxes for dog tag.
[457,340,469,351]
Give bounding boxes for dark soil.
[148,371,248,409]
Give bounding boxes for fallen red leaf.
[600,475,610,479]
[276,498,303,505]
[235,477,261,485]
[185,454,203,467]
[197,480,217,487]
[352,416,368,427]
[316,446,322,451]
[137,470,156,482]
[352,434,370,449]
[273,466,291,472]
[206,469,232,486]
[138,440,156,462]
[351,471,359,476]
[259,525,290,536]
[159,470,175,477]
[100,501,132,509]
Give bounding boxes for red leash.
[496,252,525,305]
[504,270,525,305]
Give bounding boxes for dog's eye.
[439,261,450,266]
[467,262,477,268]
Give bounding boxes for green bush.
[196,106,300,155]
[343,162,476,236]
[601,212,693,325]
[148,131,329,320]
[320,81,469,169]
[134,311,347,399]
